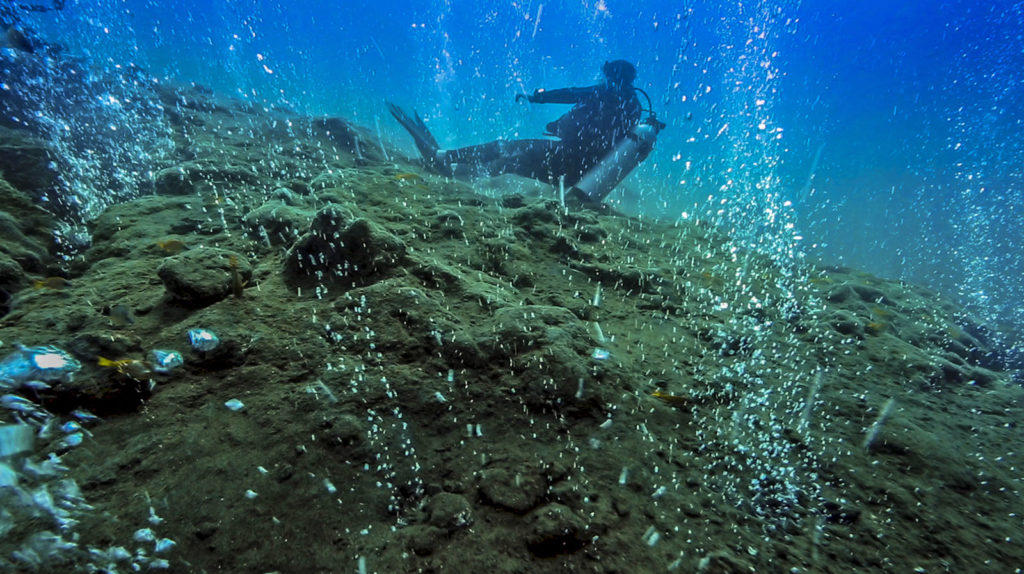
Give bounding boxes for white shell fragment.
[187,329,220,352]
[61,432,84,448]
[154,538,176,553]
[224,399,245,412]
[70,409,101,424]
[148,505,164,525]
[108,546,132,561]
[32,348,77,371]
[151,350,184,373]
[0,424,34,457]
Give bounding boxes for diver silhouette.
[388,60,664,203]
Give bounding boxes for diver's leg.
[386,102,442,164]
[437,140,524,179]
[440,140,509,165]
[442,139,562,183]
[492,140,562,182]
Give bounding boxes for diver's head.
[602,60,636,89]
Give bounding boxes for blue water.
[23,0,1024,355]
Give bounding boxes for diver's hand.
[515,93,531,103]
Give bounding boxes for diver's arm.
[527,86,598,104]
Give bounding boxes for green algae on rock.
[0,78,1020,574]
[157,248,253,307]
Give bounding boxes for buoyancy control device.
[570,88,666,203]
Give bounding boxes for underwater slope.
[0,82,1022,573]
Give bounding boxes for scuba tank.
[570,88,666,203]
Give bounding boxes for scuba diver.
[388,59,665,203]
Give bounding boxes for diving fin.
[386,101,441,164]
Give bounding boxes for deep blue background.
[24,0,1024,346]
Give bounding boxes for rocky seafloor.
[1,78,1022,573]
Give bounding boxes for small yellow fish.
[156,239,188,254]
[97,356,152,378]
[228,255,247,298]
[651,390,691,408]
[33,277,72,290]
[865,321,887,335]
[394,172,424,182]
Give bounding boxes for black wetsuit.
[440,84,642,186]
